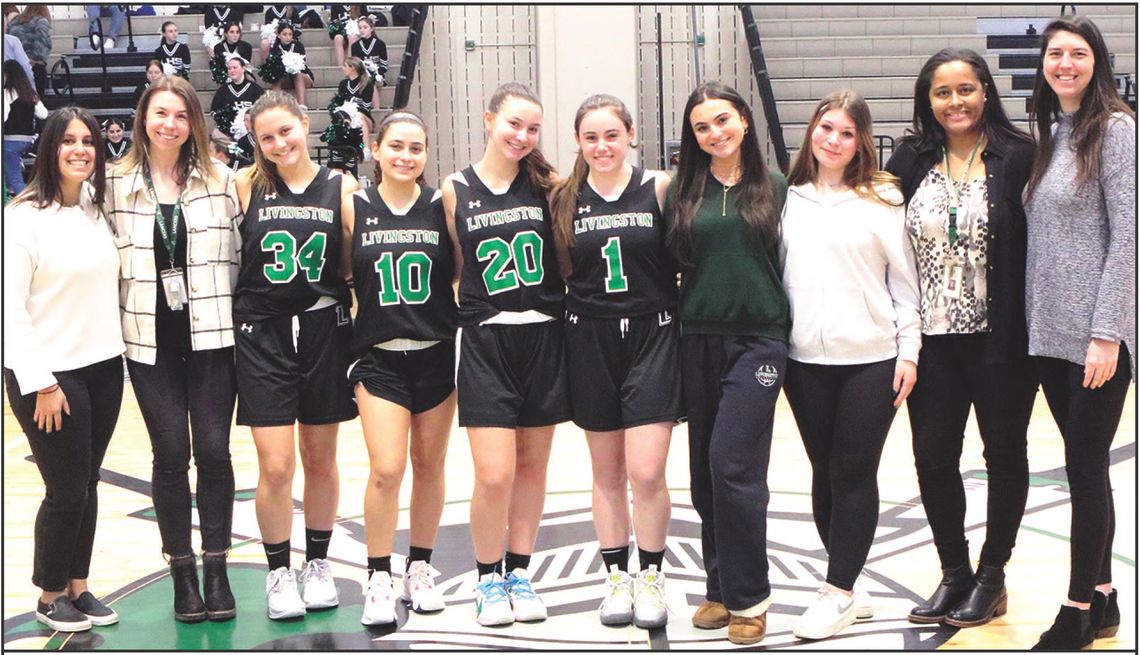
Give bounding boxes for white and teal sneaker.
[474,572,514,627]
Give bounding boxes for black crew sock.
[476,559,503,578]
[305,528,333,562]
[367,556,391,579]
[264,539,291,571]
[638,547,665,571]
[407,546,433,570]
[504,551,531,573]
[600,545,630,573]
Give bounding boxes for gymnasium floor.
[2,380,1134,650]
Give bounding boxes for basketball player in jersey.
[344,112,458,626]
[442,82,570,627]
[234,91,359,621]
[549,94,681,630]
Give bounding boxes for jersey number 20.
[476,231,543,295]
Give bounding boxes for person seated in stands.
[203,10,245,60]
[102,118,130,163]
[131,59,164,116]
[335,56,375,155]
[350,16,386,118]
[264,22,313,109]
[85,5,124,50]
[212,21,253,83]
[153,21,191,79]
[211,54,263,139]
[260,5,295,60]
[208,134,234,167]
[327,4,359,68]
[3,7,35,88]
[294,5,324,30]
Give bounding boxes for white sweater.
[780,182,921,365]
[3,185,125,394]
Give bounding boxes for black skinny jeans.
[784,358,897,591]
[4,357,124,592]
[907,333,1037,569]
[1035,346,1130,604]
[682,334,786,611]
[126,346,237,556]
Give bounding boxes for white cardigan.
[3,185,125,394]
[780,182,921,365]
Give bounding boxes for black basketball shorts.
[348,340,456,414]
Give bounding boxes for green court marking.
[1019,525,1134,567]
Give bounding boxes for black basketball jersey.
[351,186,457,353]
[452,166,564,326]
[566,167,677,318]
[234,167,350,321]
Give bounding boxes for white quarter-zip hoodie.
[780,182,921,365]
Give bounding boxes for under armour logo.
[658,310,672,326]
[240,323,253,333]
[566,312,579,324]
[264,193,277,201]
[578,205,591,215]
[468,200,481,209]
[365,217,379,226]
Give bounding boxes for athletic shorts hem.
[238,416,300,428]
[572,411,681,433]
[298,412,358,426]
[357,381,455,415]
[459,413,571,430]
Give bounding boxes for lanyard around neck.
[145,170,182,262]
[941,134,984,247]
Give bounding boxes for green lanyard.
[941,134,984,247]
[145,170,182,264]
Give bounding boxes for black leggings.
[1035,347,1131,604]
[127,347,237,556]
[4,357,124,592]
[907,334,1037,569]
[784,358,897,591]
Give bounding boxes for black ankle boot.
[908,562,974,623]
[944,564,1007,627]
[1032,605,1093,650]
[170,555,207,623]
[1090,589,1119,639]
[202,553,237,621]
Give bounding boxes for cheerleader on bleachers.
[211,54,263,140]
[131,59,164,116]
[334,56,375,155]
[261,22,313,110]
[259,5,295,61]
[210,21,253,85]
[202,7,245,59]
[350,16,387,119]
[153,21,190,80]
[102,118,130,164]
[327,4,359,68]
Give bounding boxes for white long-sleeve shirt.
[3,185,125,394]
[780,182,921,365]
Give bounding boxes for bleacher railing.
[393,5,429,110]
[738,5,789,174]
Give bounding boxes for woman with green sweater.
[665,81,788,646]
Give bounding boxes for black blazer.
[885,135,1035,364]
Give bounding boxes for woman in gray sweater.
[1024,15,1135,651]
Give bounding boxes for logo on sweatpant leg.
[755,364,779,387]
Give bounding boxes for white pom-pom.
[260,19,279,42]
[201,25,224,51]
[231,106,250,139]
[162,61,178,76]
[345,19,359,38]
[281,50,307,75]
[333,99,363,129]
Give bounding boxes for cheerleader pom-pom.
[281,50,307,75]
[331,99,363,129]
[209,55,228,84]
[260,19,280,42]
[231,106,250,140]
[201,24,224,51]
[258,50,285,83]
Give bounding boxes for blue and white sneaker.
[474,573,513,626]
[505,568,547,622]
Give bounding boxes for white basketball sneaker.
[265,567,306,620]
[505,568,547,622]
[299,558,339,609]
[598,565,634,626]
[360,570,398,625]
[633,565,668,629]
[402,560,446,612]
[474,572,514,627]
[793,588,857,640]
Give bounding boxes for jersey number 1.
[600,236,629,293]
[261,231,327,284]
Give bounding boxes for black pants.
[1035,347,1131,603]
[784,358,897,591]
[127,347,237,556]
[907,333,1037,569]
[682,334,786,611]
[4,357,124,592]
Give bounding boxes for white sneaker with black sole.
[266,567,306,620]
[402,560,445,612]
[633,566,668,629]
[360,571,398,625]
[598,565,634,626]
[299,558,339,609]
[853,577,874,620]
[793,589,857,640]
[36,596,92,632]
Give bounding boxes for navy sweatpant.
[681,334,786,611]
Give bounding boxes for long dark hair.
[1026,15,1134,198]
[485,82,556,194]
[668,81,778,266]
[2,59,38,105]
[549,94,635,249]
[787,90,901,206]
[11,106,106,210]
[899,47,1031,152]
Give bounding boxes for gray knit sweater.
[1025,112,1136,378]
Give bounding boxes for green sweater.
[666,170,789,339]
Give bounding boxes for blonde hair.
[118,75,216,185]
